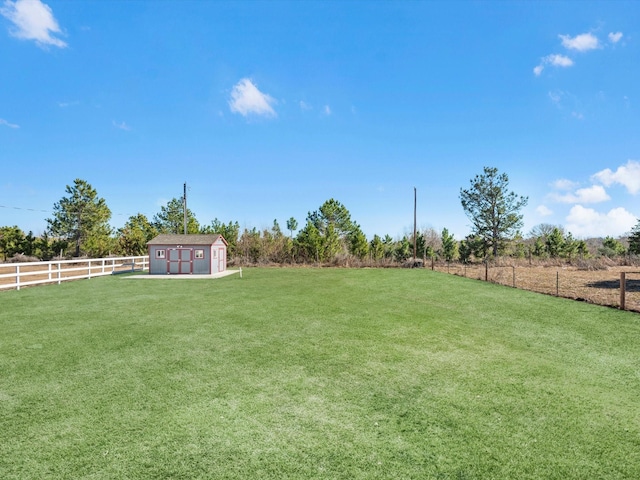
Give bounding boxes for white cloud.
[229,78,276,118]
[559,33,600,52]
[323,105,331,116]
[0,0,67,48]
[546,54,574,67]
[575,185,610,203]
[551,178,578,191]
[534,54,573,76]
[112,120,131,131]
[566,205,637,237]
[299,100,311,111]
[536,205,553,217]
[57,100,78,108]
[592,160,640,194]
[550,185,610,204]
[608,32,623,44]
[0,118,19,128]
[547,90,584,118]
[548,91,562,104]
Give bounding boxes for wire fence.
[432,262,640,313]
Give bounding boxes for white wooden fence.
[0,256,149,291]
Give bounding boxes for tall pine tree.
[46,179,112,257]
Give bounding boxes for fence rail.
[0,256,149,291]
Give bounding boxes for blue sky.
[1,0,639,241]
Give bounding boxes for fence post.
[16,265,20,291]
[485,261,488,282]
[620,272,626,311]
[512,265,516,288]
[556,271,559,296]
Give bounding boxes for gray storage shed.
[147,234,228,275]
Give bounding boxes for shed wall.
[148,242,227,275]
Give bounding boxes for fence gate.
[167,248,193,274]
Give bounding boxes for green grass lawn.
[1,268,639,479]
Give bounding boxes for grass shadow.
[111,268,144,275]
[587,279,640,292]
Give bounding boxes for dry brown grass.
[434,261,640,313]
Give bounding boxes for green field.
[1,268,639,479]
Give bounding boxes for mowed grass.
[1,268,639,479]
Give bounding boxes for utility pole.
[413,187,417,264]
[183,182,187,235]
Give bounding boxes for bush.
[574,257,613,271]
[402,258,424,268]
[7,254,40,263]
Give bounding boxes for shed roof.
[147,234,228,246]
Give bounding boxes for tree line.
[1,171,639,263]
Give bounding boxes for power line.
[0,204,135,217]
[0,204,50,214]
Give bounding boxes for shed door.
[167,248,193,274]
[218,248,226,272]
